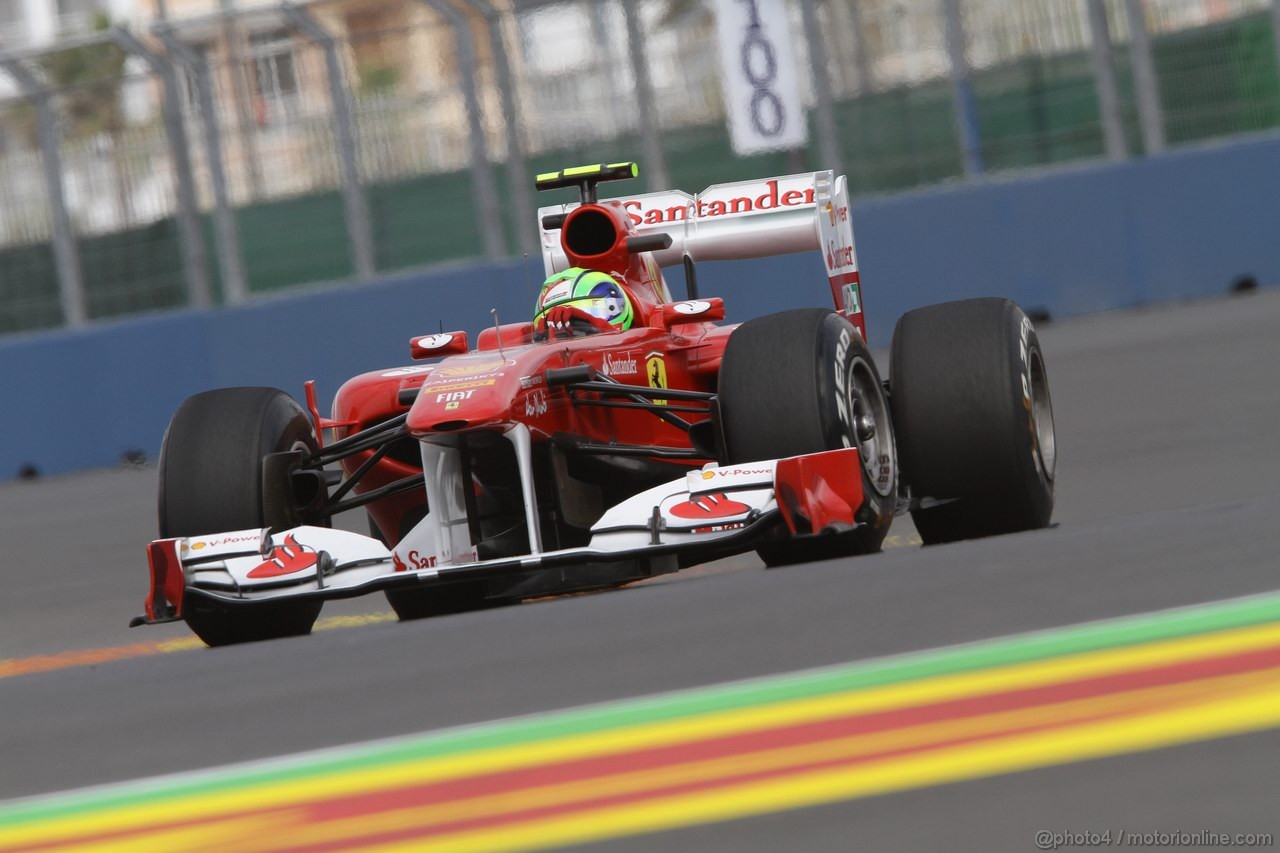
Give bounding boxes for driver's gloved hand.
[536,304,614,338]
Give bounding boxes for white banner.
[714,0,808,156]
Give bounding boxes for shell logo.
[702,471,715,480]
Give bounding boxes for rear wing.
[537,171,864,336]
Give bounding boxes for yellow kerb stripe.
[391,682,1280,853]
[5,622,1279,849]
[189,668,1280,853]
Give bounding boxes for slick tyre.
[159,387,324,646]
[890,298,1056,544]
[719,309,897,566]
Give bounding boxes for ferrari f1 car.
[133,162,1057,646]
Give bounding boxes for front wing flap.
[133,448,863,621]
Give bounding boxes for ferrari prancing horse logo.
[646,352,667,406]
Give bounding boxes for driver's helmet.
[533,267,634,334]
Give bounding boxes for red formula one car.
[134,163,1056,646]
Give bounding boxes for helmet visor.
[572,295,627,323]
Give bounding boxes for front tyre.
[890,298,1056,544]
[719,309,896,565]
[159,387,325,646]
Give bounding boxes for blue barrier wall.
[3,133,1278,480]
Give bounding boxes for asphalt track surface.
[2,289,1279,849]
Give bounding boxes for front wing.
[135,448,864,623]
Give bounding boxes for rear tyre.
[719,309,896,566]
[159,387,325,646]
[890,298,1056,544]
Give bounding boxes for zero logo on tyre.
[833,326,854,448]
[1018,315,1032,409]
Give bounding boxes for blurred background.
[1,0,1278,477]
[0,0,1276,332]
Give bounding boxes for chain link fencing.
[0,0,1278,335]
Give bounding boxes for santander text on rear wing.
[538,171,863,337]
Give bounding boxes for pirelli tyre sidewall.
[819,316,898,510]
[890,298,1056,544]
[720,308,896,563]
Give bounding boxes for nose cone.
[405,354,521,436]
[409,382,516,434]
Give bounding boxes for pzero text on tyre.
[890,298,1056,544]
[719,308,896,565]
[158,387,324,645]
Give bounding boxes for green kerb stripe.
[5,590,1280,828]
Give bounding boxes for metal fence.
[1,0,1279,334]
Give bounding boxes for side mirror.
[410,331,469,360]
[657,298,726,328]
